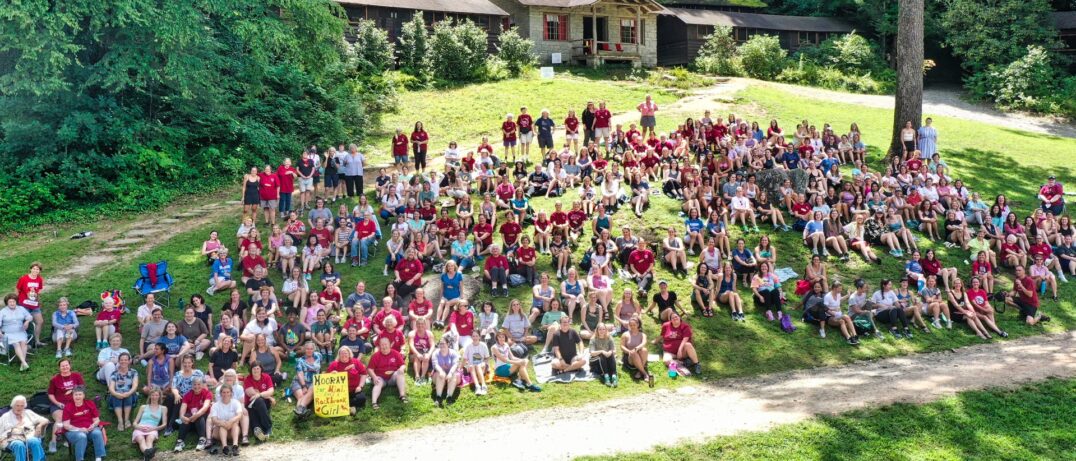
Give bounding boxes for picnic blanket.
[774,267,799,283]
[532,352,597,384]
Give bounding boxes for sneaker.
[687,249,695,256]
[196,437,207,451]
[999,330,1009,338]
[692,363,702,375]
[220,446,230,456]
[48,440,57,453]
[752,226,760,233]
[527,384,542,392]
[64,348,72,357]
[56,350,63,359]
[891,328,903,339]
[304,273,311,281]
[904,328,913,339]
[819,328,826,338]
[162,427,173,437]
[765,310,775,322]
[253,427,267,442]
[931,318,942,329]
[846,337,857,345]
[600,374,609,386]
[174,440,185,452]
[611,375,619,387]
[232,445,240,457]
[241,436,249,446]
[874,330,885,340]
[1040,315,1052,323]
[382,267,389,276]
[206,286,216,296]
[511,379,525,390]
[195,351,204,361]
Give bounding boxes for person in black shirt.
[550,316,584,373]
[581,101,596,146]
[648,281,685,321]
[526,165,551,197]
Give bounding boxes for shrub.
[429,19,489,82]
[942,0,1061,75]
[398,14,431,78]
[694,26,741,76]
[820,32,876,72]
[971,45,1069,116]
[738,35,787,80]
[350,19,395,74]
[497,28,536,77]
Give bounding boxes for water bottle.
[177,298,185,311]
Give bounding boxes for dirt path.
[47,196,239,291]
[742,79,1076,139]
[212,331,1076,461]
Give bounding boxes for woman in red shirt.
[241,362,275,438]
[660,313,700,377]
[564,109,580,154]
[483,244,510,298]
[326,346,368,414]
[47,358,84,452]
[391,128,409,166]
[919,249,958,291]
[62,386,106,461]
[366,336,408,409]
[410,122,429,173]
[15,262,45,347]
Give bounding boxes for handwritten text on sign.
[313,372,350,418]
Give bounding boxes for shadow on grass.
[941,148,1074,205]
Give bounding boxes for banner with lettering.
[313,372,349,418]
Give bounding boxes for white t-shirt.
[463,342,489,366]
[823,293,844,317]
[870,290,898,308]
[731,196,751,211]
[210,398,243,421]
[243,318,278,345]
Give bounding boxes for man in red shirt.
[276,158,297,221]
[371,296,404,336]
[1006,265,1050,325]
[499,213,522,253]
[393,248,424,299]
[627,239,655,294]
[790,193,813,230]
[473,215,494,255]
[514,236,538,285]
[483,244,510,297]
[517,106,534,160]
[240,246,267,282]
[1039,175,1065,216]
[366,336,408,408]
[593,101,612,149]
[501,114,518,163]
[257,164,280,227]
[309,219,332,249]
[391,128,409,166]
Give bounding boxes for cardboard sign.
[313,372,349,418]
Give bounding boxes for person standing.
[917,117,937,158]
[296,150,315,211]
[341,144,366,198]
[501,114,518,164]
[14,263,45,347]
[410,122,428,173]
[276,158,297,222]
[257,164,280,227]
[593,101,612,151]
[581,101,596,147]
[517,107,534,162]
[637,94,658,139]
[535,109,555,154]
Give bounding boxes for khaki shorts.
[594,127,611,138]
[261,199,278,209]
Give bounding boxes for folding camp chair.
[133,260,175,308]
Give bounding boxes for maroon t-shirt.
[258,173,279,201]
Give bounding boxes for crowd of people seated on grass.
[3,98,1074,461]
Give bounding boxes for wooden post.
[635,6,641,56]
[592,5,598,66]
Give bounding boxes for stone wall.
[755,168,809,203]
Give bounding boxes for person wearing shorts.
[501,114,518,163]
[536,109,555,151]
[392,128,409,165]
[517,107,534,160]
[593,101,612,147]
[1006,266,1051,325]
[637,94,658,138]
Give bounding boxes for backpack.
[27,391,52,416]
[779,312,796,333]
[508,274,526,287]
[802,297,828,325]
[852,316,875,335]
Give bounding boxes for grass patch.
[3,78,1075,458]
[579,378,1076,461]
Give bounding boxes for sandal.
[371,403,380,410]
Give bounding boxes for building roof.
[1053,11,1076,30]
[668,7,853,32]
[517,0,665,13]
[335,0,508,16]
[656,0,767,8]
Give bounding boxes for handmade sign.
[313,372,349,418]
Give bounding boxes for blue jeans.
[278,192,292,214]
[452,255,474,271]
[65,428,105,461]
[351,237,375,262]
[7,437,45,461]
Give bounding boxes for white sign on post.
[540,66,555,79]
[551,52,562,64]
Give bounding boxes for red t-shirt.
[181,388,213,417]
[16,275,43,308]
[906,158,923,172]
[61,401,98,429]
[661,321,692,354]
[564,116,579,134]
[367,350,405,379]
[410,131,429,153]
[320,289,341,305]
[516,246,537,264]
[502,121,517,141]
[594,109,612,128]
[448,310,474,337]
[327,359,367,391]
[1030,243,1053,260]
[484,255,509,272]
[258,172,279,201]
[1040,183,1063,202]
[356,219,377,240]
[342,317,371,340]
[966,288,989,312]
[797,144,814,157]
[1001,242,1021,260]
[972,261,993,276]
[550,211,568,226]
[310,228,331,247]
[372,308,404,331]
[243,372,274,396]
[381,328,406,352]
[1016,276,1039,308]
[241,255,266,277]
[495,183,515,202]
[628,249,655,274]
[276,165,296,194]
[500,222,522,246]
[919,258,941,276]
[95,308,122,329]
[409,299,432,317]
[392,133,409,155]
[473,223,494,245]
[395,259,424,286]
[48,372,85,407]
[517,114,533,134]
[567,210,587,229]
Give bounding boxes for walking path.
[217,331,1076,461]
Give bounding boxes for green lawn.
[3,79,1076,459]
[580,378,1076,461]
[364,73,681,165]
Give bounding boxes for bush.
[350,19,395,75]
[969,45,1072,117]
[820,32,876,72]
[497,28,536,77]
[942,0,1061,75]
[776,55,891,95]
[398,14,431,78]
[694,26,741,76]
[429,19,490,82]
[739,35,787,80]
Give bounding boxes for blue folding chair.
[133,260,175,308]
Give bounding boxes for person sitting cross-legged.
[550,316,585,374]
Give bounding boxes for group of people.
[2,94,1070,461]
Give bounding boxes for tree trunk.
[890,0,924,160]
